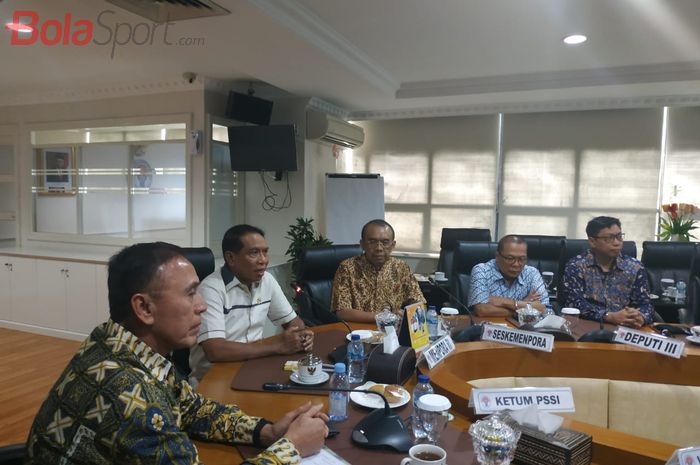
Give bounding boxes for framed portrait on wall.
[36,147,77,195]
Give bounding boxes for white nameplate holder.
[666,445,700,465]
[423,334,455,369]
[614,326,685,359]
[481,323,554,352]
[470,387,575,414]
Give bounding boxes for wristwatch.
[602,311,609,322]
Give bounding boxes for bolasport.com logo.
[3,10,206,59]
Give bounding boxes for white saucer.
[649,293,659,300]
[686,335,700,345]
[350,381,410,409]
[290,371,329,385]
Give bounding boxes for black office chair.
[515,234,565,285]
[685,244,700,325]
[437,228,492,285]
[173,247,216,376]
[641,241,695,295]
[294,244,362,326]
[450,241,499,312]
[0,443,25,465]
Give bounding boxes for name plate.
[423,334,455,369]
[482,323,554,352]
[678,446,700,465]
[613,327,685,359]
[470,387,575,414]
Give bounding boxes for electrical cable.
[260,171,292,211]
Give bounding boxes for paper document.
[301,446,351,465]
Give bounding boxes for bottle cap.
[440,307,459,315]
[418,374,430,383]
[351,334,360,341]
[417,394,451,412]
[334,362,346,373]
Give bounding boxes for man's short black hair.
[108,242,183,323]
[497,234,527,253]
[361,219,395,241]
[222,224,265,255]
[585,216,621,238]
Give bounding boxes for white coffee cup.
[434,271,446,281]
[400,444,447,465]
[691,326,700,337]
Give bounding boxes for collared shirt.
[331,255,425,314]
[25,320,300,465]
[189,266,297,382]
[467,259,550,308]
[562,250,653,323]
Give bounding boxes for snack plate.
[350,381,410,409]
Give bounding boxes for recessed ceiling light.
[563,34,587,45]
[5,23,34,33]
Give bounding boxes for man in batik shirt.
[562,216,652,328]
[331,219,424,323]
[25,242,328,464]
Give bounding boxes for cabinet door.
[65,262,98,334]
[8,257,37,325]
[35,260,68,329]
[0,260,11,320]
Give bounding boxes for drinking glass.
[541,271,554,292]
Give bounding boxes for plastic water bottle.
[676,281,686,305]
[413,374,434,409]
[347,334,365,384]
[427,305,439,342]
[544,303,555,316]
[328,363,349,422]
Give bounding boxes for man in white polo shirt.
[189,224,313,384]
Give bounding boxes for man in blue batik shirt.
[468,235,550,316]
[562,216,652,328]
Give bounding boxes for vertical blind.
[500,109,663,244]
[356,107,697,253]
[354,115,499,251]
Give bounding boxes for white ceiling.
[3,0,700,117]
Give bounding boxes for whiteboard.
[325,174,384,244]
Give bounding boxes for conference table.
[195,320,699,465]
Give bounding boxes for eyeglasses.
[592,233,625,243]
[365,239,393,248]
[498,252,527,265]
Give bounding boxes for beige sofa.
[469,377,700,447]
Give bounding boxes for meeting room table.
[194,318,699,465]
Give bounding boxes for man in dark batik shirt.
[25,242,328,465]
[562,216,652,328]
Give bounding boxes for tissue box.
[502,415,592,465]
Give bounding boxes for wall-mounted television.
[225,91,273,126]
[228,124,297,172]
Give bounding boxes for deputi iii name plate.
[482,323,554,352]
[614,326,685,359]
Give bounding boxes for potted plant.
[659,203,698,241]
[285,217,332,281]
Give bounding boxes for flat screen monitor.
[228,124,297,172]
[225,91,273,126]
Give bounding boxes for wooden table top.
[194,319,697,465]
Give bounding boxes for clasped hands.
[281,325,314,354]
[260,401,329,457]
[605,307,646,329]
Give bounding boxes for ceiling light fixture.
[563,34,587,45]
[5,23,33,33]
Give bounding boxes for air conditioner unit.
[306,109,365,149]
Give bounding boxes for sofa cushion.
[608,380,700,447]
